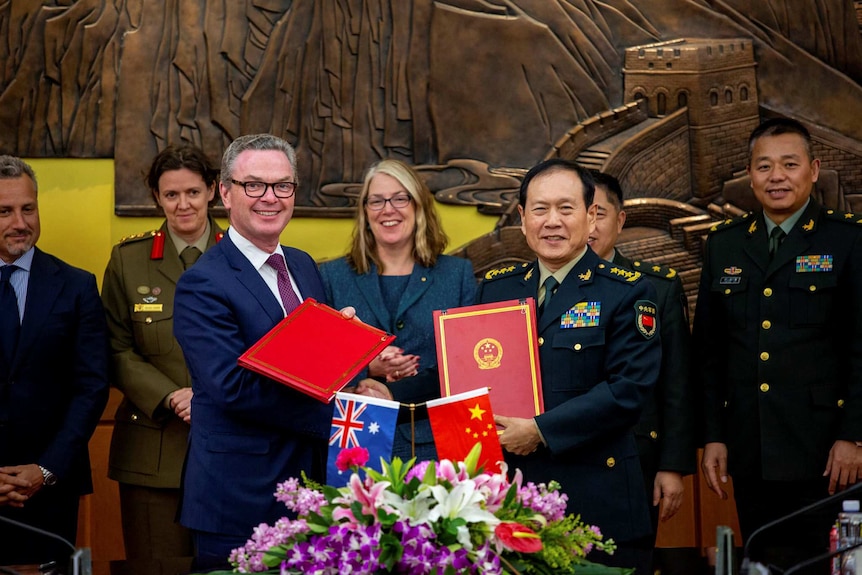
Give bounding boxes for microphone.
[0,514,91,575]
[739,481,862,575]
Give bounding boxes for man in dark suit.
[173,134,338,560]
[0,155,110,564]
[694,118,862,572]
[476,159,661,574]
[587,172,697,532]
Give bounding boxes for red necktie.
[266,254,301,314]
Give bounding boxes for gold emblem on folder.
[474,338,503,370]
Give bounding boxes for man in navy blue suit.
[174,135,341,560]
[0,156,109,564]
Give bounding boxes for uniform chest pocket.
[131,309,176,356]
[789,272,837,327]
[711,276,748,329]
[547,328,605,392]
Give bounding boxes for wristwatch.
[39,465,57,486]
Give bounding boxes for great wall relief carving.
[1,1,862,218]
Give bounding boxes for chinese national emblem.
[474,338,503,370]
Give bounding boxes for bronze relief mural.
[1,0,862,217]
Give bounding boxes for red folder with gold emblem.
[238,298,396,403]
[433,298,544,419]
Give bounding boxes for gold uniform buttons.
[760,351,769,361]
[131,414,139,421]
[606,457,616,468]
[573,343,582,351]
[649,431,658,440]
[724,288,731,295]
[762,320,772,329]
[145,317,153,324]
[538,337,544,346]
[760,383,769,393]
[763,287,773,297]
[838,399,845,408]
[809,285,817,292]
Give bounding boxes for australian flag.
[326,392,400,487]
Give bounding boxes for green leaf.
[464,443,482,475]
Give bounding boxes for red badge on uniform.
[635,300,658,339]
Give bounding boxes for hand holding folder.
[238,298,396,402]
[433,298,544,420]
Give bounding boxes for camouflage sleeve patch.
[483,262,531,281]
[596,262,643,284]
[630,260,677,280]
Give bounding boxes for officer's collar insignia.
[634,300,658,339]
[561,301,600,329]
[796,255,833,273]
[578,269,592,281]
[524,267,534,281]
[723,266,742,275]
[802,218,814,231]
[747,220,757,234]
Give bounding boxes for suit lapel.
[15,249,61,371]
[353,265,389,328]
[742,214,770,274]
[284,247,319,304]
[221,235,284,324]
[397,264,433,318]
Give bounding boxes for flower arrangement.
[228,445,631,575]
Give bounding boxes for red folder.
[238,298,396,403]
[433,298,544,419]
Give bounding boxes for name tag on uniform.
[134,304,164,312]
[796,255,833,273]
[720,277,741,284]
[561,302,600,328]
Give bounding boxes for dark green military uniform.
[613,252,696,534]
[693,200,862,569]
[100,218,223,557]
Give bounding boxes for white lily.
[426,480,500,549]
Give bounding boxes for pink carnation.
[335,446,369,471]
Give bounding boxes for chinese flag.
[427,388,504,473]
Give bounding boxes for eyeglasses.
[365,194,412,211]
[231,179,297,199]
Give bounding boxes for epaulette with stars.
[595,262,644,284]
[707,212,753,234]
[118,229,165,259]
[483,262,531,281]
[824,209,862,225]
[119,230,160,245]
[629,260,678,281]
